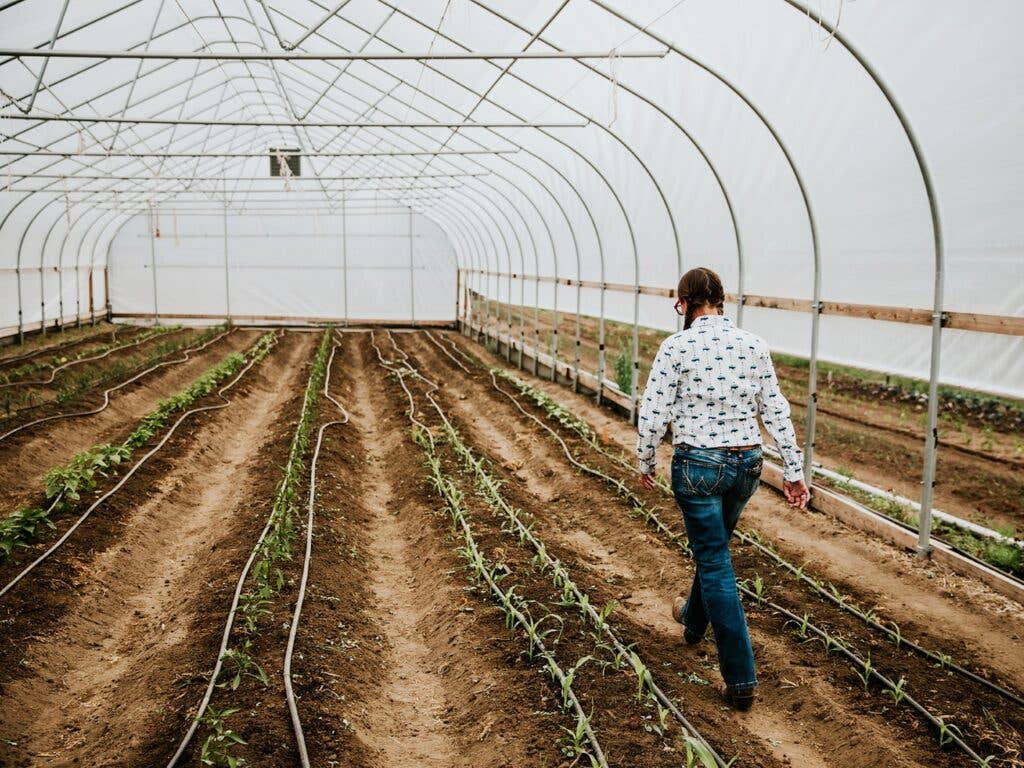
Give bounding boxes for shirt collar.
[691,314,731,329]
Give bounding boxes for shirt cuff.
[638,457,657,476]
[782,463,804,483]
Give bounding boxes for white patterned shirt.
[636,315,804,481]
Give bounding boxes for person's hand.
[784,479,810,510]
[640,472,656,491]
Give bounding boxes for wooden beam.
[460,269,1023,337]
[111,311,454,327]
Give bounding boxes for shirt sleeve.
[636,337,680,475]
[757,346,805,482]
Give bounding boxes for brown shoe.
[672,597,703,645]
[672,596,685,624]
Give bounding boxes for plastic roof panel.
[0,0,1020,405]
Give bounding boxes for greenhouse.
[0,2,1021,766]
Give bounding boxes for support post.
[342,191,348,327]
[16,265,24,344]
[596,281,606,405]
[222,202,231,323]
[573,277,582,393]
[918,310,946,557]
[409,208,415,324]
[803,299,822,482]
[148,205,160,325]
[630,285,640,424]
[550,276,559,382]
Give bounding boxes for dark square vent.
[269,148,301,177]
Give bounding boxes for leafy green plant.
[0,331,273,563]
[613,341,633,394]
[199,706,246,767]
[218,646,269,690]
[854,653,873,692]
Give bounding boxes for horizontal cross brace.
[0,48,665,61]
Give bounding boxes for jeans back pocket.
[678,458,726,496]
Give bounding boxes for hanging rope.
[607,47,621,127]
[61,175,71,226]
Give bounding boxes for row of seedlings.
[397,332,731,766]
[0,325,179,386]
[491,363,1023,704]
[0,331,277,594]
[0,323,123,366]
[479,363,1001,765]
[371,335,608,768]
[0,324,234,443]
[282,333,350,767]
[173,329,333,768]
[442,415,730,768]
[0,325,228,421]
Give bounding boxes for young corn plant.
[218,646,269,691]
[855,653,873,692]
[883,676,907,706]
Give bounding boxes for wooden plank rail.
[461,269,1024,337]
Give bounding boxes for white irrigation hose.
[283,335,349,768]
[168,331,323,768]
[370,331,608,768]
[482,369,994,764]
[0,327,181,389]
[0,328,233,444]
[482,364,1024,707]
[424,330,472,374]
[0,332,278,602]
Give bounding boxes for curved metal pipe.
[587,0,823,467]
[777,0,945,555]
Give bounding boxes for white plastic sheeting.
[108,206,456,323]
[0,0,1021,396]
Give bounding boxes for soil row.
[420,329,1024,767]
[0,331,315,767]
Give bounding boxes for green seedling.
[680,734,733,768]
[855,653,873,692]
[883,676,907,706]
[936,716,964,748]
[561,656,593,708]
[199,706,246,767]
[218,647,269,690]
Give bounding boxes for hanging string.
[821,0,845,51]
[61,175,71,226]
[808,0,847,52]
[607,47,621,127]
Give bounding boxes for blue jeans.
[671,445,763,693]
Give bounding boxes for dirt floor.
[0,327,1021,768]
[0,331,315,767]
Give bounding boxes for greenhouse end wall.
[107,208,457,325]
